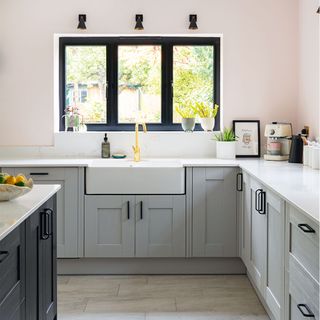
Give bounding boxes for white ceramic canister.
[311,145,320,170]
[303,145,310,166]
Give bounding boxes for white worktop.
[0,157,319,223]
[0,184,61,241]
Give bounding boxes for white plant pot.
[200,117,215,131]
[216,141,236,159]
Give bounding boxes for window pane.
[118,45,161,123]
[66,46,107,124]
[173,46,214,123]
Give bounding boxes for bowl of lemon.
[0,173,33,201]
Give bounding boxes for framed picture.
[232,120,260,158]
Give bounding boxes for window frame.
[59,36,221,131]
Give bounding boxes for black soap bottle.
[101,133,110,158]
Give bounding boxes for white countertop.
[0,157,319,223]
[0,184,61,241]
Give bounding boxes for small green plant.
[175,104,197,118]
[194,102,219,118]
[213,128,237,141]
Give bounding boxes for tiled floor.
[58,275,270,320]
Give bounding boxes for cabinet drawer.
[0,225,26,320]
[289,256,319,319]
[10,167,66,180]
[288,204,319,282]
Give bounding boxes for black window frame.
[59,36,221,131]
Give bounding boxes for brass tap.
[132,122,147,162]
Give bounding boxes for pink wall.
[297,0,320,140]
[0,0,299,146]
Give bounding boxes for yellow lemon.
[5,176,16,185]
[15,175,26,184]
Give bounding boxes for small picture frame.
[232,120,261,158]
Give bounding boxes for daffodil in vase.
[175,104,197,132]
[194,102,219,132]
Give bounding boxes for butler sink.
[86,159,185,194]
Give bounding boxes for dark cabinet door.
[0,224,26,320]
[26,195,57,320]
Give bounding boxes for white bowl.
[0,179,33,201]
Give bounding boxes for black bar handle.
[236,173,243,191]
[41,209,53,240]
[255,189,262,212]
[127,201,130,220]
[29,172,49,176]
[297,304,315,317]
[40,211,49,240]
[298,224,316,233]
[259,191,266,215]
[45,209,53,237]
[140,201,143,220]
[0,251,9,263]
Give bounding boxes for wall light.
[317,7,320,14]
[189,14,198,30]
[77,14,87,30]
[135,14,144,30]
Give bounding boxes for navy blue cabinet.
[0,195,57,320]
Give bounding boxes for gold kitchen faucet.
[132,122,147,162]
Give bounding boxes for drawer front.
[288,204,319,282]
[10,167,66,180]
[289,256,319,320]
[0,225,26,320]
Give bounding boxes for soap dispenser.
[101,133,110,158]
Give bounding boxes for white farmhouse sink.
[86,159,185,194]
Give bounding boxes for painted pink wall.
[0,0,299,146]
[297,0,320,140]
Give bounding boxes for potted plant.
[194,102,219,131]
[213,128,237,159]
[175,104,197,132]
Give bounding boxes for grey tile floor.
[58,275,270,320]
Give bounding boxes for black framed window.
[60,37,220,131]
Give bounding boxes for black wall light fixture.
[189,14,198,30]
[317,6,320,14]
[77,14,87,30]
[135,14,144,30]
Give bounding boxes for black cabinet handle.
[236,173,243,191]
[255,189,262,212]
[29,172,49,176]
[127,201,130,220]
[41,209,53,240]
[259,191,266,215]
[297,304,315,317]
[0,251,9,263]
[298,224,315,233]
[140,201,143,220]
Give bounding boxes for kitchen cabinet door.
[265,190,285,320]
[192,167,238,257]
[239,171,251,268]
[26,195,57,320]
[85,195,135,257]
[0,224,26,320]
[5,167,81,258]
[248,178,267,297]
[135,195,185,257]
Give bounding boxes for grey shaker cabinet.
[192,167,238,257]
[265,189,285,320]
[2,167,83,258]
[245,175,285,320]
[135,195,185,257]
[247,177,267,295]
[85,195,135,258]
[239,171,251,267]
[84,195,185,258]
